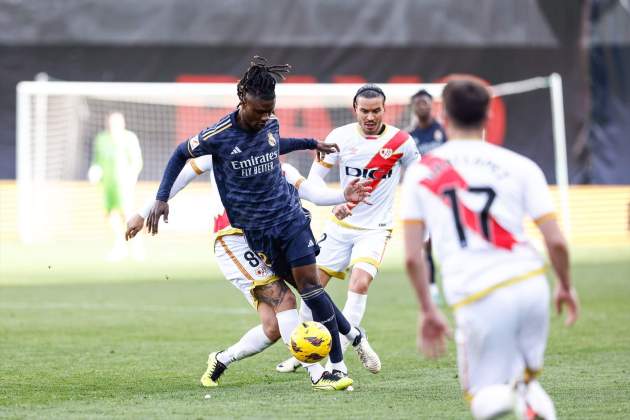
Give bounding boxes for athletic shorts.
[243,210,319,282]
[316,220,391,280]
[454,275,550,396]
[214,233,280,308]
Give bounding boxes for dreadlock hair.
[237,56,291,104]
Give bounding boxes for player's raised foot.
[200,351,227,387]
[276,356,301,373]
[311,370,353,391]
[352,327,381,373]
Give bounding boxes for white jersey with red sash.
[401,139,556,307]
[320,123,418,230]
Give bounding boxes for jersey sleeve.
[282,163,306,189]
[399,136,420,168]
[523,160,556,225]
[188,128,215,158]
[318,128,340,169]
[400,163,427,222]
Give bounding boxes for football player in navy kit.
[147,57,379,390]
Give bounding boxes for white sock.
[523,380,556,420]
[304,363,325,382]
[298,298,313,322]
[471,384,515,420]
[331,360,348,375]
[276,309,299,345]
[343,291,367,326]
[341,291,367,348]
[216,325,273,367]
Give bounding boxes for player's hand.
[332,203,353,220]
[125,214,145,241]
[418,308,451,359]
[554,284,580,326]
[146,200,169,235]
[315,142,340,162]
[343,178,372,204]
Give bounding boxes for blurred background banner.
[1,0,629,183]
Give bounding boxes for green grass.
[1,241,629,419]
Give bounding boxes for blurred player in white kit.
[402,78,580,420]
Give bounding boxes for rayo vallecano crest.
[379,148,393,159]
[267,132,277,146]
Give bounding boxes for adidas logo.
[230,146,242,155]
[307,240,315,247]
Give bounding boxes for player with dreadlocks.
[147,57,380,390]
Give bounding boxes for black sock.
[301,286,343,363]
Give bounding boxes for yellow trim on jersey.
[294,177,305,190]
[202,120,232,140]
[318,160,334,169]
[189,159,204,175]
[463,392,474,404]
[318,265,347,280]
[329,215,370,230]
[215,227,244,239]
[350,257,381,269]
[252,275,281,288]
[534,212,557,226]
[450,267,546,311]
[356,123,389,139]
[217,237,254,281]
[524,367,542,383]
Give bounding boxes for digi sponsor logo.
[345,166,393,180]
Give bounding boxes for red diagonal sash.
[419,154,517,250]
[348,130,408,209]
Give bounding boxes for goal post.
[15,76,569,244]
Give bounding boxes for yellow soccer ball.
[289,321,332,363]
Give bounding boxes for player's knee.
[280,290,297,310]
[349,264,375,294]
[261,317,281,342]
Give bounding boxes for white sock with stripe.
[216,324,273,366]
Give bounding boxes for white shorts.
[454,275,550,396]
[316,221,391,280]
[214,234,279,308]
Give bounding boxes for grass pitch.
[1,240,629,419]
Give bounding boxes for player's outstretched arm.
[147,141,191,235]
[403,220,451,358]
[126,156,212,240]
[279,137,339,161]
[299,176,371,206]
[538,219,580,326]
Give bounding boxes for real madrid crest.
[267,132,277,146]
[379,148,393,159]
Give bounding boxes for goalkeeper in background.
[89,112,143,261]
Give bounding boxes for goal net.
[15,77,568,244]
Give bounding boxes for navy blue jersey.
[186,110,305,230]
[409,120,447,155]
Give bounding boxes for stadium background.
[1,1,629,418]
